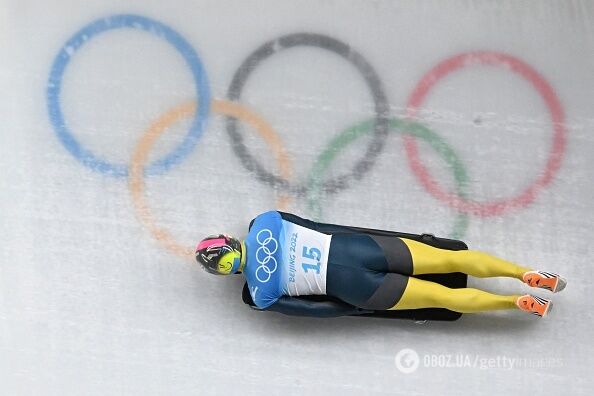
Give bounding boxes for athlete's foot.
[516,295,553,317]
[522,271,567,293]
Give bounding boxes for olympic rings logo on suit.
[254,229,278,283]
[45,13,568,257]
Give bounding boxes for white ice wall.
[1,1,593,395]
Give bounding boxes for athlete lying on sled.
[195,211,566,319]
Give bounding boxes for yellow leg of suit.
[400,238,531,279]
[391,277,520,313]
[391,238,531,313]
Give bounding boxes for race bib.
[281,220,332,296]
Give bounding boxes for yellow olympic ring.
[129,99,293,258]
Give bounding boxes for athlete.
[195,211,566,318]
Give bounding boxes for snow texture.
[1,0,593,394]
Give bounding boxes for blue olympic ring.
[46,14,211,177]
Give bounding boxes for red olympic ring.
[404,51,566,217]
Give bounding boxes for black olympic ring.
[226,32,390,196]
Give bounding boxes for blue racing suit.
[243,211,413,317]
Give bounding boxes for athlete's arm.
[248,211,352,234]
[275,211,434,240]
[276,211,354,234]
[259,296,372,318]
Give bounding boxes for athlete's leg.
[391,276,519,313]
[399,238,530,280]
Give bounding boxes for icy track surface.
[1,1,593,394]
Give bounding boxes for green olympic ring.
[306,118,470,240]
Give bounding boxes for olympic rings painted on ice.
[254,229,278,283]
[129,99,293,258]
[47,14,211,177]
[49,13,568,252]
[306,118,470,239]
[226,32,390,196]
[404,51,567,217]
